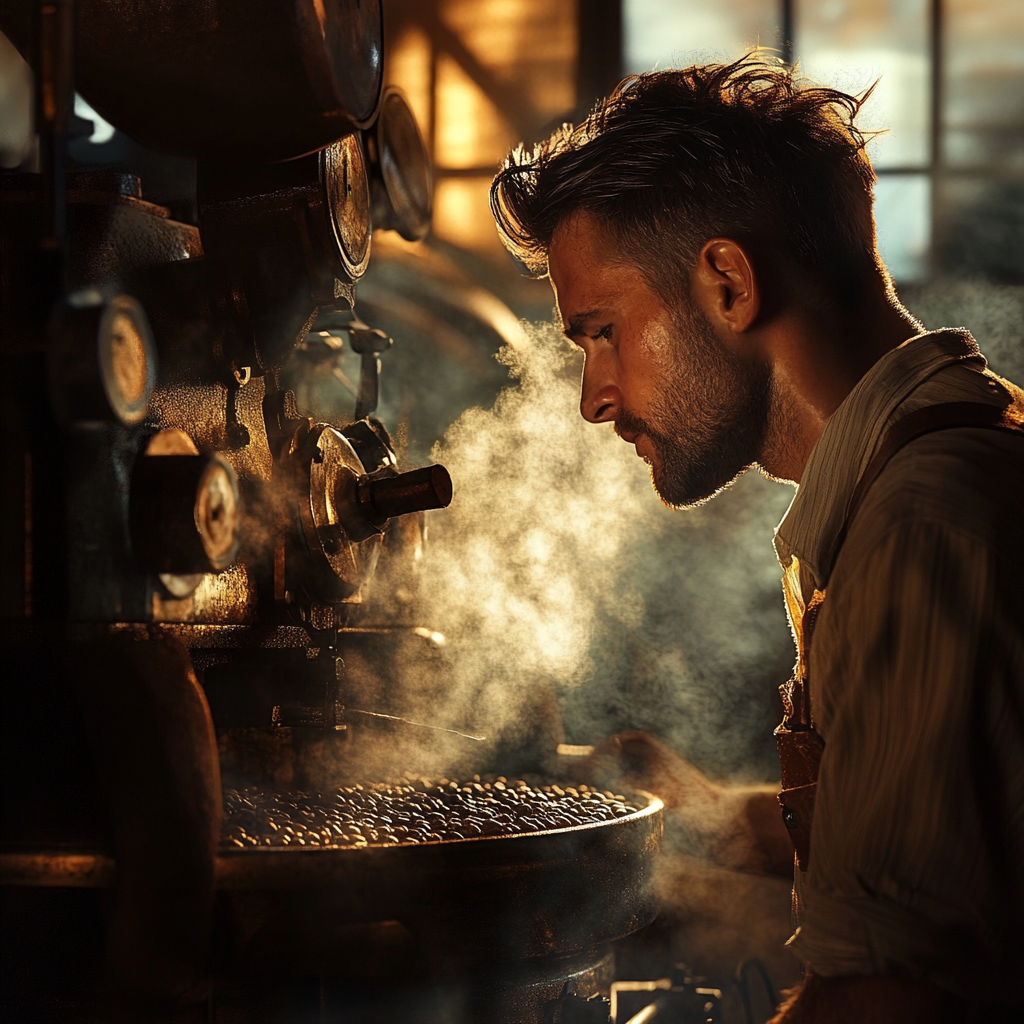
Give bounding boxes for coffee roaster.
[0,3,667,1023]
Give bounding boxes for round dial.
[321,133,371,281]
[371,87,433,242]
[51,293,156,427]
[195,456,241,571]
[302,426,381,601]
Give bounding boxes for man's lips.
[616,425,651,460]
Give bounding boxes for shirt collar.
[773,329,985,589]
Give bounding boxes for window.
[385,0,577,260]
[624,0,1024,285]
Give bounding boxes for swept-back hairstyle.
[490,56,883,311]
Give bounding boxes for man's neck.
[756,293,919,484]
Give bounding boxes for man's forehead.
[550,216,619,300]
[550,218,648,326]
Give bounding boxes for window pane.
[875,173,931,283]
[624,0,781,73]
[433,176,504,253]
[434,54,515,169]
[442,0,577,124]
[944,0,1024,170]
[796,0,930,170]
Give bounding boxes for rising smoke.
[903,279,1024,382]
[410,320,795,783]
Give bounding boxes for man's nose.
[580,364,622,424]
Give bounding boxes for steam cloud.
[904,279,1024,382]
[410,321,795,783]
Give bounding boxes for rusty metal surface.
[1,174,202,350]
[98,623,311,647]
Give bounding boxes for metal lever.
[344,322,393,420]
[353,464,453,536]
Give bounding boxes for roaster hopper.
[0,3,663,1021]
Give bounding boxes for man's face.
[548,213,770,507]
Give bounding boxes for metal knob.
[131,452,241,574]
[359,465,452,527]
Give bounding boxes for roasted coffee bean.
[220,776,643,850]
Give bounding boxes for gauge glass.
[98,295,156,425]
[322,133,371,280]
[377,88,432,242]
[195,456,241,570]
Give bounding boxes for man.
[490,58,1024,1021]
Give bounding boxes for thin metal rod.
[928,0,944,278]
[34,0,75,254]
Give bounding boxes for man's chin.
[650,459,749,510]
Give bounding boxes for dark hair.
[490,55,883,310]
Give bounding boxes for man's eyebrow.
[564,309,607,338]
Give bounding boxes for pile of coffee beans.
[221,776,643,849]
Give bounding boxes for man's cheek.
[636,315,679,361]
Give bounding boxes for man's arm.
[583,732,978,1022]
[582,730,794,876]
[770,974,975,1024]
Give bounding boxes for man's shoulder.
[844,423,1024,557]
[844,357,1024,551]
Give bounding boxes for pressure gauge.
[194,456,241,571]
[321,133,371,281]
[99,297,156,424]
[367,87,433,242]
[49,292,157,426]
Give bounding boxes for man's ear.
[693,238,760,334]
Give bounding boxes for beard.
[617,303,771,509]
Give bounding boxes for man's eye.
[594,324,613,341]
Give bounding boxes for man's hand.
[770,974,978,1023]
[581,730,794,876]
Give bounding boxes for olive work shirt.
[773,329,1024,1004]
